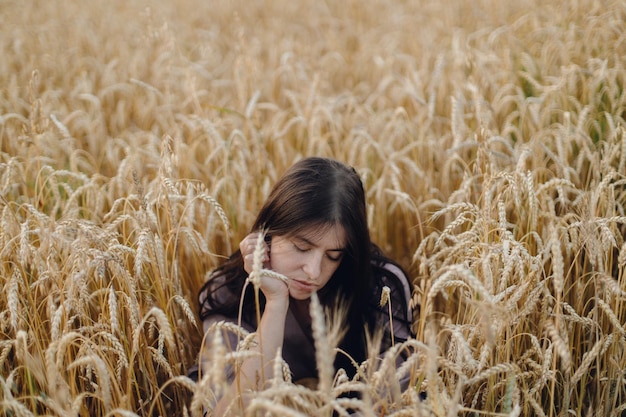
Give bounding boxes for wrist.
[263,297,289,315]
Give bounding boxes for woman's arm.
[211,232,290,416]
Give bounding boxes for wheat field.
[1,0,625,415]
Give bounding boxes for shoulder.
[198,271,242,319]
[368,244,410,291]
[373,261,411,293]
[199,272,228,303]
[381,262,408,282]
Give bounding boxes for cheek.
[269,244,299,272]
[320,260,340,282]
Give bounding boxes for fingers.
[239,233,288,301]
[240,232,270,274]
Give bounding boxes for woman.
[198,157,414,414]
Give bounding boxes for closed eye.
[291,235,345,261]
[293,242,310,252]
[327,252,343,262]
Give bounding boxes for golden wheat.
[2,0,626,415]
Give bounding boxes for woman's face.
[269,224,347,300]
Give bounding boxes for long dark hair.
[198,157,410,373]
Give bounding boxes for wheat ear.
[310,291,334,395]
[379,286,394,346]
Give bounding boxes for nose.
[302,251,323,281]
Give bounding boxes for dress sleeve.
[195,314,254,413]
[382,263,413,340]
[197,274,254,383]
[200,314,255,379]
[372,262,416,395]
[372,262,414,345]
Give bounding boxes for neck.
[289,297,312,323]
[290,296,311,309]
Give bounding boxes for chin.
[289,290,314,300]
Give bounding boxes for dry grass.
[1,0,626,415]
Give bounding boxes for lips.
[290,279,316,292]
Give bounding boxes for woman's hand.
[240,232,270,274]
[239,232,289,305]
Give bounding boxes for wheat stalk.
[310,291,334,396]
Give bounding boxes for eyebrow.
[293,235,346,252]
